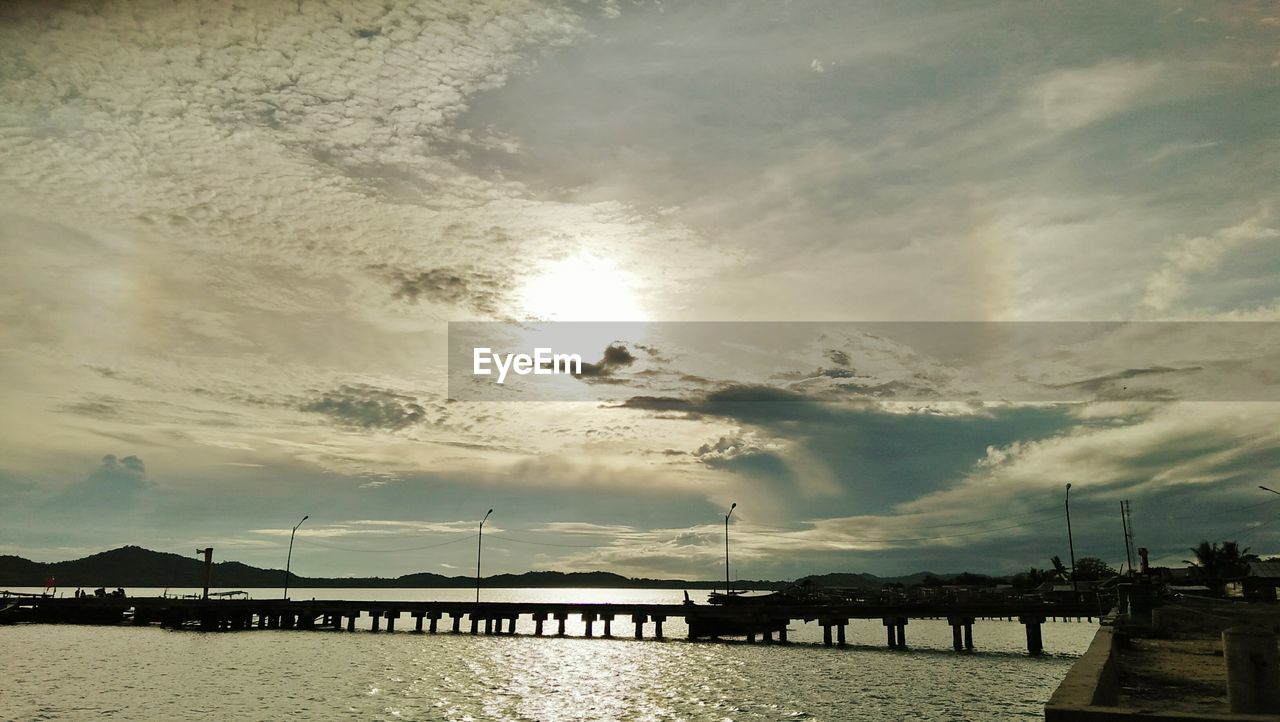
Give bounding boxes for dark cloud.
[60,396,120,419]
[575,343,638,378]
[369,264,507,315]
[45,453,155,521]
[621,384,809,415]
[1049,365,1203,401]
[85,365,121,379]
[89,454,147,488]
[624,385,1073,515]
[825,349,851,367]
[300,384,430,430]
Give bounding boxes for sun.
[517,253,647,321]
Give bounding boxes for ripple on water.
[1,619,1091,721]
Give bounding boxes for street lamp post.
[724,502,736,594]
[476,509,493,603]
[1065,484,1078,595]
[283,514,308,600]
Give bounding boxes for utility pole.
[724,502,736,594]
[196,547,213,600]
[1065,484,1078,595]
[1121,501,1135,578]
[284,514,308,600]
[476,509,493,603]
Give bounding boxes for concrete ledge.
[1046,626,1280,722]
[1048,626,1120,714]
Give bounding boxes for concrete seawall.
[1045,624,1280,722]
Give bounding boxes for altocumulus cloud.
[299,385,433,431]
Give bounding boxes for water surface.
[2,587,1095,721]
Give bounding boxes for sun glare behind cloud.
[517,253,647,321]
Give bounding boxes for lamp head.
[301,515,309,522]
[730,502,737,511]
[1065,483,1072,491]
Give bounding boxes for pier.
[2,595,1097,655]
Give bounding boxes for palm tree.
[1186,540,1260,594]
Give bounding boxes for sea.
[1,587,1096,721]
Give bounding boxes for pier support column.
[747,633,756,643]
[347,615,356,632]
[652,615,665,639]
[470,615,480,634]
[258,614,267,629]
[484,617,493,635]
[837,620,848,648]
[777,625,787,644]
[452,613,461,633]
[385,612,398,633]
[1224,627,1280,713]
[602,614,613,638]
[1019,615,1044,655]
[583,612,597,638]
[883,618,897,648]
[632,614,647,639]
[949,617,973,652]
[370,613,381,633]
[895,619,908,649]
[507,617,517,634]
[555,612,568,636]
[823,623,833,647]
[428,612,440,633]
[533,612,547,636]
[413,613,424,633]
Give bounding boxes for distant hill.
[0,546,783,590]
[793,571,956,589]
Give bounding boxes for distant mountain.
[0,546,783,590]
[0,546,975,592]
[796,572,884,589]
[794,571,953,589]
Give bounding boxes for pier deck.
[1,594,1099,654]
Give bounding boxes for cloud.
[299,384,431,430]
[1048,366,1203,401]
[60,396,122,419]
[89,454,148,489]
[1023,60,1166,131]
[1141,212,1279,314]
[575,343,638,378]
[369,264,509,316]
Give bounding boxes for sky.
[2,0,1279,582]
